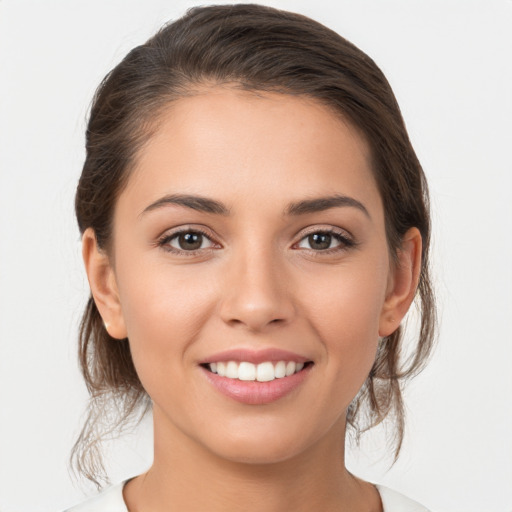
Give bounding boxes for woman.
[67,4,435,511]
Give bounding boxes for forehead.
[121,87,382,219]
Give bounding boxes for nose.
[219,244,295,333]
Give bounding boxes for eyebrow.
[141,194,230,216]
[140,193,370,218]
[285,194,370,218]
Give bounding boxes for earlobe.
[82,228,127,340]
[379,227,422,337]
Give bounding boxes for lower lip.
[201,365,312,405]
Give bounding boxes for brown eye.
[296,230,353,252]
[178,232,203,250]
[307,233,333,250]
[165,231,214,251]
[298,232,340,251]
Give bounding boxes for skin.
[83,87,422,512]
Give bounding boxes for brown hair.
[73,3,435,487]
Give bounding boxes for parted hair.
[73,3,435,487]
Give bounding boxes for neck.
[123,408,381,512]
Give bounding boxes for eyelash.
[294,228,356,255]
[157,227,356,256]
[157,227,217,256]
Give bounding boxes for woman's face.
[91,88,411,464]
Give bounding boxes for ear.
[379,227,422,337]
[82,227,127,339]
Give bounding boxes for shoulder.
[377,485,431,512]
[63,481,127,512]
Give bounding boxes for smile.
[207,361,307,382]
[201,358,313,405]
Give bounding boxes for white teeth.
[207,360,307,381]
[256,362,275,382]
[226,361,238,379]
[274,361,286,378]
[238,362,256,381]
[216,362,226,377]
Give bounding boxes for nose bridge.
[219,233,293,331]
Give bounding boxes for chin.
[199,419,326,466]
[213,439,305,466]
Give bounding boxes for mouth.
[198,348,314,404]
[201,360,313,382]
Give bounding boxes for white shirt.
[64,481,430,511]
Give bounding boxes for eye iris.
[309,233,331,250]
[179,232,203,250]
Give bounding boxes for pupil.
[179,232,202,250]
[309,233,331,250]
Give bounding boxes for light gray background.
[1,1,511,511]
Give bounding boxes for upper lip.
[199,348,311,365]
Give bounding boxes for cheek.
[118,260,214,332]
[114,261,218,388]
[302,257,387,338]
[299,257,388,390]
